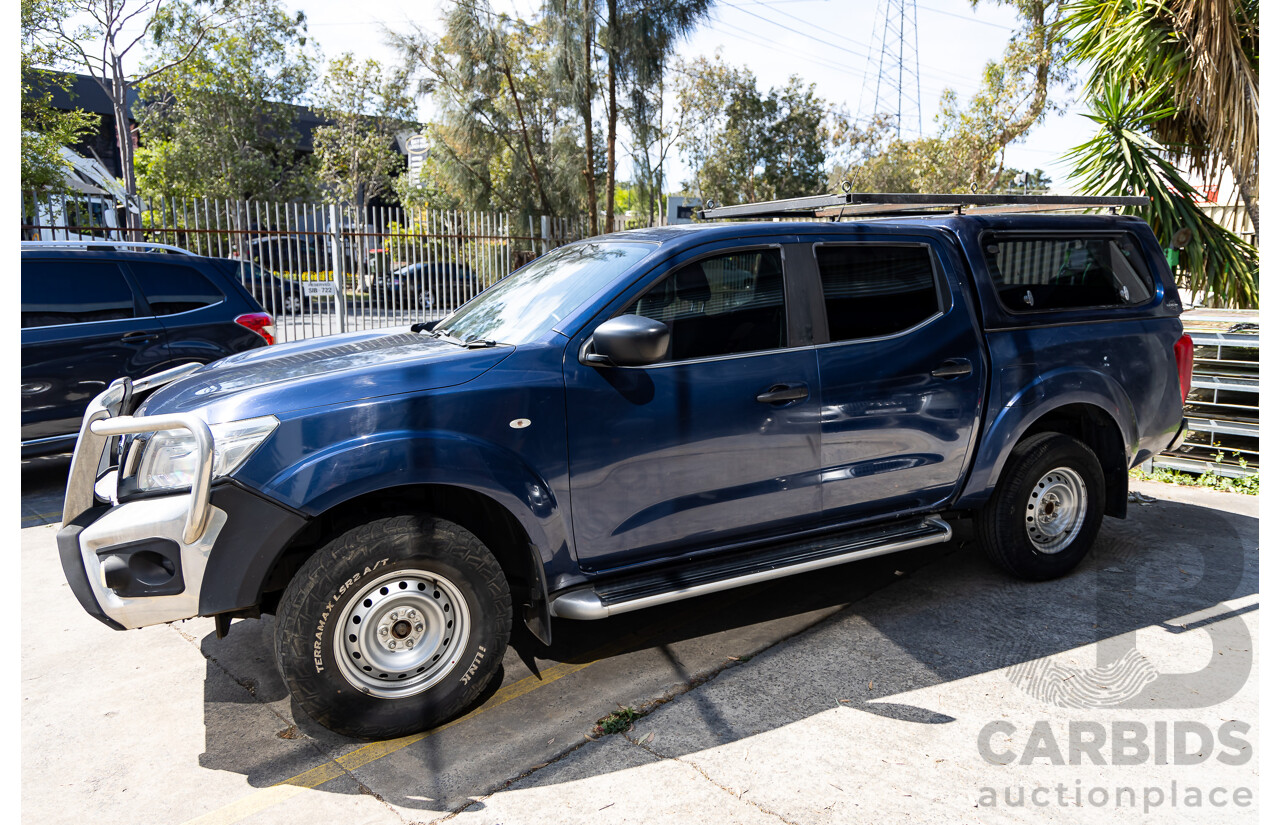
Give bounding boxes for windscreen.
[438,242,656,345]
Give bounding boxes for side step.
[550,516,951,620]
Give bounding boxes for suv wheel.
[274,514,511,739]
[976,433,1105,581]
[417,289,433,311]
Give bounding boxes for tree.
[388,3,587,221]
[26,0,256,229]
[604,0,712,226]
[21,0,97,191]
[135,0,316,201]
[1065,0,1259,230]
[1067,83,1257,308]
[675,58,830,207]
[311,54,416,212]
[545,0,600,234]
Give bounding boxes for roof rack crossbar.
[699,192,1149,221]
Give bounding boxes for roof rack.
[697,192,1149,221]
[20,240,196,255]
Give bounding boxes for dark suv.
[21,242,274,455]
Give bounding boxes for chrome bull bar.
[62,363,211,543]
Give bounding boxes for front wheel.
[274,515,511,739]
[976,433,1105,581]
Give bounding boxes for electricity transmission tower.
[865,0,923,139]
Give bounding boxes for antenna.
[865,0,923,139]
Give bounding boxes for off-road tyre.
[977,432,1105,581]
[274,514,511,739]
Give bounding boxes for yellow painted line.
[182,588,762,825]
[180,659,597,825]
[21,511,61,523]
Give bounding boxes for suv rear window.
[128,261,225,315]
[21,260,137,328]
[983,234,1155,312]
[814,244,941,341]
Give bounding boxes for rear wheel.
[274,515,511,739]
[977,433,1105,581]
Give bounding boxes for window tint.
[21,260,136,328]
[128,262,224,315]
[815,245,940,342]
[984,234,1155,312]
[623,249,787,361]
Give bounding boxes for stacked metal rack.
[1154,309,1260,478]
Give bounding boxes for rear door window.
[127,261,225,315]
[983,234,1155,312]
[21,259,137,328]
[814,244,942,342]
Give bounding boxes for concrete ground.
[21,456,1258,824]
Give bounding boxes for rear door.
[564,241,823,572]
[123,259,262,363]
[21,257,167,442]
[807,235,987,523]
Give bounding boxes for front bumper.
[1167,417,1189,452]
[57,365,232,630]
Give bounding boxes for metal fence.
[22,191,589,344]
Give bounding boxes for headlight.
[135,415,278,492]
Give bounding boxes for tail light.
[236,312,275,345]
[1173,333,1193,403]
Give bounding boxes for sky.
[73,0,1102,192]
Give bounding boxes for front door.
[564,244,822,572]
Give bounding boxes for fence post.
[329,203,347,333]
[540,215,550,255]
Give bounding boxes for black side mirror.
[583,315,670,367]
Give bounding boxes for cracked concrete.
[21,464,1258,824]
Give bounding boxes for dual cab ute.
[57,194,1192,739]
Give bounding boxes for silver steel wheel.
[1025,466,1088,554]
[333,568,471,698]
[419,290,433,311]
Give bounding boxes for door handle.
[931,359,973,379]
[756,383,809,404]
[120,331,159,344]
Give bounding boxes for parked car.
[223,260,313,315]
[56,197,1190,740]
[21,242,274,456]
[370,262,479,311]
[232,234,338,274]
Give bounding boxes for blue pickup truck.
[57,196,1192,739]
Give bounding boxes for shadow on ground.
[192,494,1257,813]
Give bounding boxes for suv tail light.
[236,312,275,345]
[1174,333,1193,403]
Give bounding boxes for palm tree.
[1067,83,1257,307]
[1066,0,1259,230]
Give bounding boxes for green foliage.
[593,705,641,735]
[829,1,1069,196]
[1064,0,1259,227]
[391,4,589,223]
[1066,83,1258,308]
[20,0,97,191]
[675,56,829,207]
[136,0,318,201]
[1130,465,1258,496]
[312,53,417,210]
